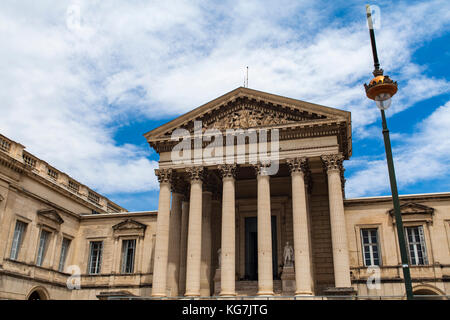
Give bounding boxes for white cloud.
[346,100,450,197]
[0,0,449,198]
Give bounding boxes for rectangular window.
[10,221,27,260]
[121,239,136,274]
[36,230,51,266]
[88,241,103,274]
[58,238,71,272]
[405,226,428,265]
[361,228,381,266]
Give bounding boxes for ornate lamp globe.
[364,72,398,110]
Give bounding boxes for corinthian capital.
[155,168,173,184]
[252,162,272,176]
[321,154,344,173]
[286,157,309,174]
[186,166,206,183]
[218,164,237,180]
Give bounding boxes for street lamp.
[363,5,414,300]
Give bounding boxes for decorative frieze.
[155,168,173,184]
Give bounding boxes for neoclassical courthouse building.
[0,87,449,300]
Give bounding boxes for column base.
[151,293,167,298]
[184,292,201,297]
[219,292,236,297]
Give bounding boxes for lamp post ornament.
[364,4,414,300]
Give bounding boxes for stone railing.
[0,133,126,214]
[23,152,37,168]
[0,135,11,152]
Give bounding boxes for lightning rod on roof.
[246,66,249,88]
[243,66,249,88]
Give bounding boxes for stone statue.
[283,241,294,267]
[217,248,221,269]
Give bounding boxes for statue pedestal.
[213,268,221,295]
[281,265,296,294]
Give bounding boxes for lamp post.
[363,5,414,300]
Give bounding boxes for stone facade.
[0,134,156,300]
[1,87,449,299]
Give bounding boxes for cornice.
[344,192,450,206]
[9,185,82,221]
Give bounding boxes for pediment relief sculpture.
[180,103,328,133]
[206,105,299,130]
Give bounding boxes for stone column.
[218,164,237,296]
[151,168,172,297]
[166,177,185,297]
[321,154,352,288]
[287,158,313,295]
[178,195,190,295]
[200,188,213,296]
[185,167,205,296]
[254,163,274,296]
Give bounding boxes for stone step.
[235,280,282,296]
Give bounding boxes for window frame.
[36,229,51,267]
[360,228,382,267]
[58,238,71,272]
[88,241,103,274]
[120,238,137,274]
[10,220,27,260]
[405,225,429,266]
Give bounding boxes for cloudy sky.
[1,0,449,211]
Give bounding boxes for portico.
[145,87,353,297]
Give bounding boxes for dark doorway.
[244,216,278,280]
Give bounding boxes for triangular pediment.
[144,87,352,158]
[112,219,147,231]
[37,209,64,225]
[145,87,350,138]
[388,202,434,216]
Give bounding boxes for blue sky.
[0,0,449,211]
